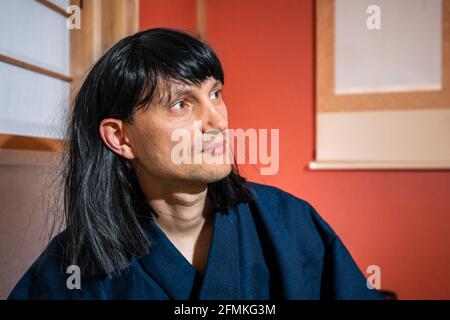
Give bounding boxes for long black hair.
[61,28,253,276]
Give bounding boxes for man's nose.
[200,99,228,134]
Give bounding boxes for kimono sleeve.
[320,235,384,300]
[295,198,383,300]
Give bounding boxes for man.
[8,28,382,300]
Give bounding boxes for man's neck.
[137,170,212,238]
[134,166,215,272]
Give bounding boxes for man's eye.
[210,89,221,100]
[169,100,186,112]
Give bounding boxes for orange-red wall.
[140,0,450,299]
[140,0,197,33]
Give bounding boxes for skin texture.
[98,77,232,275]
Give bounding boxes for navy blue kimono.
[8,181,383,300]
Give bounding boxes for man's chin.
[191,163,232,184]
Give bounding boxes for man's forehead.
[168,77,221,92]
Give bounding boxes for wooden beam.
[0,134,63,153]
[35,0,70,17]
[196,0,206,39]
[0,54,73,82]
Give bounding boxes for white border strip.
[335,83,442,95]
[309,160,450,170]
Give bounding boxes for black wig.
[62,28,253,276]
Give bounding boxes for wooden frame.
[0,0,139,153]
[311,0,450,170]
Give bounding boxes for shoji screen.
[0,0,71,141]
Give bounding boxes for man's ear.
[99,118,136,160]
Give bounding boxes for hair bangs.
[132,28,225,112]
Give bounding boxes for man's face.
[126,76,232,184]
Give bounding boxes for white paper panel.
[0,0,70,74]
[335,0,442,94]
[0,63,69,139]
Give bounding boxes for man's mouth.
[202,140,226,155]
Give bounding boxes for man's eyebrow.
[211,79,223,89]
[168,79,223,102]
[169,86,192,101]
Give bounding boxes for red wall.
[140,0,197,33]
[140,0,450,299]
